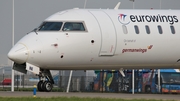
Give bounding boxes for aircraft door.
[90,11,117,56]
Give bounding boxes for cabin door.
[90,11,117,56]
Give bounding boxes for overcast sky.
[0,0,180,66]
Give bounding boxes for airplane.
[7,3,180,92]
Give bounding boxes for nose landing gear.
[37,69,54,92]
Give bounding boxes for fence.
[0,71,180,94]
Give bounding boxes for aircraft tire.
[42,81,53,92]
[37,81,44,92]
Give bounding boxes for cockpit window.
[38,22,62,31]
[63,22,85,31]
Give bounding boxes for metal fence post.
[22,75,24,88]
[16,75,18,90]
[2,74,4,89]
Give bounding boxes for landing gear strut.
[37,69,54,92]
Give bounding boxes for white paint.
[8,9,180,71]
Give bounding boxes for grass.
[0,97,176,101]
[0,87,64,92]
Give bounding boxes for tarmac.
[0,91,179,100]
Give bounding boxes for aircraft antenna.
[84,0,87,8]
[114,2,121,9]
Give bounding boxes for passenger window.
[170,25,175,34]
[157,25,163,34]
[134,25,139,34]
[122,25,128,34]
[145,25,150,34]
[63,22,85,31]
[38,22,62,31]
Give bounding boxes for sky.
[0,0,180,66]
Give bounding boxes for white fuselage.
[8,9,180,70]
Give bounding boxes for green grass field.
[0,97,175,101]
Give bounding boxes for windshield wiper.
[33,28,38,35]
[27,28,38,35]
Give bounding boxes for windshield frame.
[38,21,63,31]
[62,21,87,32]
[37,21,88,32]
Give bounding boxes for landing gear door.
[90,11,116,56]
[26,62,40,74]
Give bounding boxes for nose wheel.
[43,81,53,92]
[37,81,53,92]
[37,81,43,91]
[37,69,54,92]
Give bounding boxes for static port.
[91,40,94,43]
[61,55,64,58]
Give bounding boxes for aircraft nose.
[8,44,29,64]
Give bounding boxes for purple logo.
[118,14,130,25]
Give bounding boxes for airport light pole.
[130,0,135,94]
[130,0,135,9]
[160,0,161,9]
[133,1,135,9]
[3,68,4,89]
[132,69,134,94]
[84,0,87,8]
[66,70,73,93]
[158,0,161,93]
[11,0,15,92]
